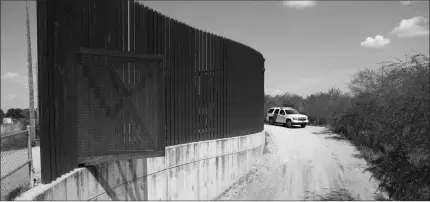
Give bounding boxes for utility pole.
[25,0,36,146]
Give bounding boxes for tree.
[5,108,25,120]
[22,108,30,119]
[278,93,304,110]
[21,108,38,120]
[0,109,4,124]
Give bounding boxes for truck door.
[279,110,286,123]
[273,109,279,123]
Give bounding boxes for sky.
[1,1,429,110]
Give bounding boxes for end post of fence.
[26,125,33,187]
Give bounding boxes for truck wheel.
[301,124,306,128]
[286,120,292,128]
[269,118,274,125]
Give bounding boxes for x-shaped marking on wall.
[77,48,164,151]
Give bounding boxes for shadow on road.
[324,135,348,142]
[311,129,350,142]
[311,129,333,135]
[352,153,365,159]
[265,124,304,129]
[304,186,359,201]
[304,184,389,201]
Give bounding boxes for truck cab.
[266,107,309,128]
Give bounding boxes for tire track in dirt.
[217,125,384,200]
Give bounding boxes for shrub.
[264,54,429,200]
[338,54,429,200]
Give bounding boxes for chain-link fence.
[1,127,33,200]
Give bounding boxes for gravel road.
[217,125,384,200]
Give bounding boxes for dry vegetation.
[1,122,23,137]
[264,54,429,200]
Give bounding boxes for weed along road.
[217,125,383,200]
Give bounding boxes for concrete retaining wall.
[16,131,265,200]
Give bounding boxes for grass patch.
[5,185,30,201]
[1,132,28,152]
[373,193,391,201]
[324,135,348,142]
[306,186,390,201]
[311,129,333,135]
[352,145,382,162]
[305,187,358,201]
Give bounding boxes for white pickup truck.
[265,107,309,128]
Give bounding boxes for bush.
[14,118,39,139]
[1,119,38,151]
[1,122,23,135]
[1,131,28,151]
[264,54,429,200]
[336,54,429,200]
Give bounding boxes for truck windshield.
[285,109,299,114]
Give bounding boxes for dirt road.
[217,125,384,200]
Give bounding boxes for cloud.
[1,72,20,80]
[390,16,429,38]
[5,94,16,101]
[360,35,391,48]
[265,89,283,96]
[282,1,316,9]
[2,72,27,83]
[400,1,414,5]
[1,72,29,89]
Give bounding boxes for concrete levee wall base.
[16,131,265,200]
